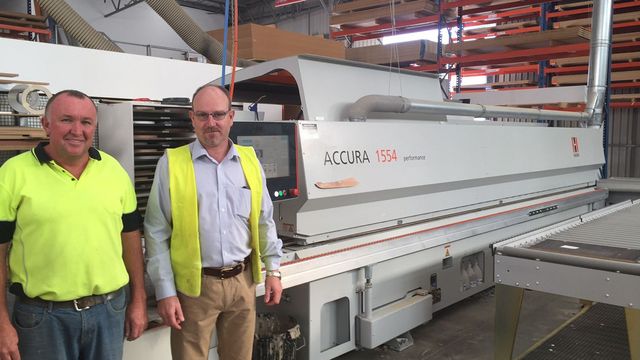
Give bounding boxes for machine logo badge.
[571,137,580,157]
[323,150,370,166]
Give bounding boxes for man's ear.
[41,116,51,136]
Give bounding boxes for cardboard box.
[346,40,438,65]
[208,23,345,61]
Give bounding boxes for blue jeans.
[12,288,126,360]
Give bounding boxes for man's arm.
[121,230,147,341]
[257,168,283,306]
[0,243,19,360]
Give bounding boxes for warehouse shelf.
[0,10,50,42]
[440,0,640,109]
[329,0,446,41]
[330,14,441,40]
[441,0,547,14]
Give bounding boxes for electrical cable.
[221,0,231,86]
[230,0,239,100]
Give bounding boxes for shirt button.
[221,209,226,212]
[223,231,227,234]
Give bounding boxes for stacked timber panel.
[331,0,439,29]
[208,23,345,61]
[346,39,438,66]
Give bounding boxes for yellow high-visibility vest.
[167,144,263,296]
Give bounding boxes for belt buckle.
[73,299,90,312]
[220,265,234,279]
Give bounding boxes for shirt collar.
[191,139,239,162]
[33,142,101,164]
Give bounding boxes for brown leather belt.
[18,289,122,312]
[203,256,250,279]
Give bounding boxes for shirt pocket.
[232,187,252,220]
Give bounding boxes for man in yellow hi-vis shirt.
[0,89,147,360]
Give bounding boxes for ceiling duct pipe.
[584,0,613,127]
[40,0,123,52]
[348,0,613,126]
[145,0,255,67]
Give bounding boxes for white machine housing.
[224,56,604,245]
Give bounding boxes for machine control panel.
[230,121,298,202]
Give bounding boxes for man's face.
[41,94,97,162]
[190,87,234,151]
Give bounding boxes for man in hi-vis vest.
[144,84,283,360]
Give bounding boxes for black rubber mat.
[522,303,630,360]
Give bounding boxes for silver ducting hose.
[348,95,411,121]
[145,0,255,67]
[348,0,613,125]
[584,0,613,127]
[40,0,123,52]
[347,95,589,122]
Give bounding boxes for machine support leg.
[626,307,640,360]
[494,284,524,360]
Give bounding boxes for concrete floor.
[337,287,583,360]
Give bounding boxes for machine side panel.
[281,121,604,240]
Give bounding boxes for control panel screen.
[230,122,297,201]
[237,135,290,179]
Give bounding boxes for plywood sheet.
[0,140,40,151]
[610,93,640,101]
[330,0,438,26]
[460,79,536,89]
[208,23,345,61]
[446,27,591,55]
[334,0,405,14]
[553,51,640,66]
[346,39,438,64]
[554,11,640,28]
[553,70,640,85]
[613,32,640,42]
[0,79,49,85]
[0,126,46,140]
[0,10,46,22]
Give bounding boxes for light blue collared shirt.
[144,140,283,300]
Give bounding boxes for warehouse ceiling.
[178,0,329,24]
[105,0,329,26]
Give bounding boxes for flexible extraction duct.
[145,0,255,67]
[348,0,613,127]
[39,0,123,52]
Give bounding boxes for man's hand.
[124,297,148,341]
[264,276,282,306]
[0,320,20,360]
[157,296,184,330]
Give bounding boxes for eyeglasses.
[193,110,231,121]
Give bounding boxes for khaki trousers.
[171,268,256,360]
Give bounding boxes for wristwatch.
[265,270,282,279]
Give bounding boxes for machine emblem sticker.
[571,137,580,157]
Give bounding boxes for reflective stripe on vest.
[167,144,263,296]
